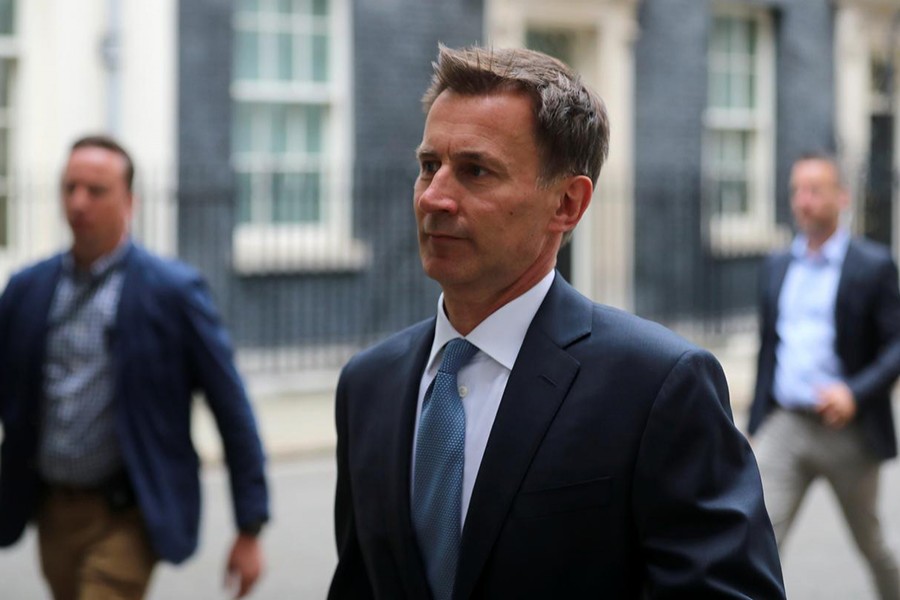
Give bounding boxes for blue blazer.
[0,243,269,563]
[748,237,900,460]
[329,275,784,599]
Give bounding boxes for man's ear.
[549,175,593,235]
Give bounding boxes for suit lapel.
[768,253,791,313]
[387,322,435,599]
[834,240,860,352]
[25,257,64,395]
[454,276,590,599]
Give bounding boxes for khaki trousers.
[755,409,900,600]
[37,487,157,600]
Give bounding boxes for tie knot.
[438,338,478,376]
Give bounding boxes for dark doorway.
[865,114,894,247]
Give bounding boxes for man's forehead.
[791,159,840,183]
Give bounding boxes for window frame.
[230,0,367,274]
[0,16,15,252]
[703,4,788,255]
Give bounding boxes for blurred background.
[1,0,900,598]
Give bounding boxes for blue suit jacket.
[748,237,900,460]
[0,243,269,563]
[329,275,785,599]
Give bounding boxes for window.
[231,0,365,273]
[0,0,14,249]
[704,7,786,254]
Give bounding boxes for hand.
[224,533,264,598]
[815,382,857,429]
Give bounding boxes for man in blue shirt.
[749,152,900,599]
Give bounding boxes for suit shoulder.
[343,318,434,376]
[2,253,62,296]
[762,249,790,269]
[591,303,712,365]
[850,237,894,266]
[130,245,205,291]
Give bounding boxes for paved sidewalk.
[193,380,339,464]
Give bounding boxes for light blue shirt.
[772,229,849,409]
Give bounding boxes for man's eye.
[467,165,487,177]
[420,161,439,175]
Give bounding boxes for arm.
[327,370,375,600]
[179,274,269,597]
[0,279,12,416]
[634,349,785,598]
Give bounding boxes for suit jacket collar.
[388,319,437,599]
[453,273,592,599]
[834,239,865,350]
[21,256,64,396]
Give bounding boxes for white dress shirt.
[411,270,555,526]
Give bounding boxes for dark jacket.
[0,243,269,563]
[329,274,784,599]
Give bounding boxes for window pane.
[236,172,254,223]
[277,32,293,80]
[273,171,321,223]
[237,0,259,13]
[0,132,8,178]
[312,33,328,82]
[313,0,328,17]
[526,29,575,66]
[0,0,14,35]
[709,15,757,110]
[234,30,259,80]
[0,193,6,247]
[711,130,751,215]
[271,105,288,153]
[233,104,254,153]
[709,71,728,108]
[306,105,323,154]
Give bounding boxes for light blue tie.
[412,338,478,600]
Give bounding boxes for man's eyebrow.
[414,147,508,173]
[415,145,435,160]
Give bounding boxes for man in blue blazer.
[0,135,269,599]
[328,45,784,599]
[748,152,900,599]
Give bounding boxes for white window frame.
[703,4,789,255]
[230,0,368,274]
[0,21,15,256]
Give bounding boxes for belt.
[42,470,137,512]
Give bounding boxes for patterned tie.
[412,338,478,600]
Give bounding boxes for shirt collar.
[63,238,132,280]
[791,227,850,266]
[427,270,556,373]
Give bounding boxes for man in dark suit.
[328,45,784,599]
[748,152,900,599]
[0,135,269,599]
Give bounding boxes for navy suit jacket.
[0,243,269,563]
[329,275,784,599]
[748,237,900,460]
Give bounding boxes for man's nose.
[65,187,88,211]
[417,167,459,214]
